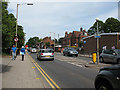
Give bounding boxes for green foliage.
[26,37,42,47]
[78,41,84,47]
[88,20,104,35]
[2,2,25,50]
[45,42,50,47]
[58,37,64,45]
[104,17,120,33]
[88,17,120,35]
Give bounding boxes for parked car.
[30,48,37,53]
[99,49,120,64]
[63,48,78,57]
[37,49,54,60]
[95,65,120,90]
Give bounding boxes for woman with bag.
[20,46,25,61]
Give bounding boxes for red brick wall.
[43,38,54,45]
[83,35,119,53]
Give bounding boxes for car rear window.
[41,50,54,53]
[115,49,120,54]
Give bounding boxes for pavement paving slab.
[2,54,45,88]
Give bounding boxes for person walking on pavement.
[112,46,115,50]
[20,46,25,61]
[11,45,17,60]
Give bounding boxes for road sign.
[95,36,101,38]
[14,37,18,42]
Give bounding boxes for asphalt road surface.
[29,52,99,89]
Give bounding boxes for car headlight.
[70,51,73,53]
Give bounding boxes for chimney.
[49,37,51,40]
[65,32,68,37]
[80,27,83,32]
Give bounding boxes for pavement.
[2,54,45,88]
[1,52,112,89]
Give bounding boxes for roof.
[83,33,120,40]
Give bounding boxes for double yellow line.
[27,53,61,90]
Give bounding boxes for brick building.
[38,37,54,49]
[62,28,88,47]
[82,33,120,53]
[42,37,54,46]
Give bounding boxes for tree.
[88,17,120,35]
[2,2,25,52]
[104,17,120,33]
[78,41,84,47]
[26,37,41,47]
[45,42,50,48]
[58,37,64,45]
[88,20,104,35]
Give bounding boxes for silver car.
[63,48,78,57]
[100,49,120,64]
[30,48,37,53]
[37,49,54,60]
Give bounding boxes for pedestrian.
[20,46,25,61]
[112,46,115,50]
[11,45,17,60]
[103,45,107,50]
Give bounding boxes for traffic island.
[85,61,112,68]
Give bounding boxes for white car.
[30,48,37,53]
[37,49,54,60]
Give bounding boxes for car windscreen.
[68,48,75,51]
[115,49,120,54]
[41,50,54,53]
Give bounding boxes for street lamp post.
[15,4,19,48]
[54,33,56,51]
[15,3,33,48]
[96,18,99,64]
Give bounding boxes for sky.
[7,0,119,43]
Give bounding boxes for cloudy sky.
[7,0,119,43]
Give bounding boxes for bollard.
[92,53,96,63]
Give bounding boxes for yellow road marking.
[27,53,61,90]
[33,62,56,90]
[36,78,41,79]
[32,67,35,69]
[36,63,61,90]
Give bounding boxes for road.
[29,52,99,89]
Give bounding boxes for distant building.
[82,33,120,53]
[42,37,54,46]
[62,27,89,47]
[38,37,54,49]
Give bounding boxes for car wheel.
[96,81,112,90]
[117,59,120,64]
[37,56,39,60]
[63,53,65,56]
[100,57,104,63]
[51,58,54,61]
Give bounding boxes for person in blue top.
[11,45,17,60]
[21,46,25,61]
